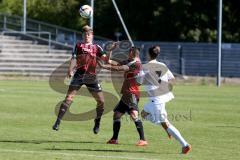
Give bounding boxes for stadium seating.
[1,34,240,79]
[0,34,71,77]
[0,34,122,81]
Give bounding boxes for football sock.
[167,124,188,147]
[94,118,100,124]
[96,107,104,120]
[112,119,121,140]
[57,100,72,121]
[134,119,145,140]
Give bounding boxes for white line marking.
[0,149,159,160]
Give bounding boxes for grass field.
[0,80,240,160]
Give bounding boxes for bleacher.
[0,34,122,81]
[0,34,71,77]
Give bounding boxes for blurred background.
[0,0,240,81]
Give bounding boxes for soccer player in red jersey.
[101,47,147,146]
[52,25,112,134]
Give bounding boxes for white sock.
[167,124,188,147]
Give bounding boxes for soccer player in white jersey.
[141,46,191,154]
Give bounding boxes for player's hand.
[67,70,74,78]
[108,42,117,51]
[104,41,117,52]
[109,42,117,51]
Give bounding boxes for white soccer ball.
[79,5,93,19]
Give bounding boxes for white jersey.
[143,59,174,103]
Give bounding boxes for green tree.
[0,0,240,42]
[0,0,88,30]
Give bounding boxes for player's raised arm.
[107,42,120,65]
[98,42,120,65]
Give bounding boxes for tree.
[0,0,88,30]
[0,0,240,42]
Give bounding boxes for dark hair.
[130,47,140,57]
[148,46,160,59]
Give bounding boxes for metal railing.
[1,31,52,51]
[0,13,110,47]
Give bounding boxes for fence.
[133,42,240,77]
[0,13,109,46]
[0,13,240,77]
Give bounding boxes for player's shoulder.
[75,41,83,47]
[128,60,141,72]
[149,60,167,66]
[146,60,167,69]
[127,60,141,66]
[157,62,167,66]
[91,43,103,51]
[96,44,103,50]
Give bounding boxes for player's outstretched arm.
[99,54,120,66]
[106,64,129,71]
[98,60,129,71]
[108,59,120,66]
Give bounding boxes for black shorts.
[114,94,139,114]
[70,70,102,92]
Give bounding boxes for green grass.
[0,80,240,160]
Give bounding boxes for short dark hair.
[148,45,160,59]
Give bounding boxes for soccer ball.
[79,5,93,19]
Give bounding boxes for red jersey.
[72,42,105,75]
[121,60,142,98]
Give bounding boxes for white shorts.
[143,101,168,124]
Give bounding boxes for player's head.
[148,45,160,60]
[82,25,93,43]
[128,47,140,60]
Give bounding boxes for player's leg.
[141,103,171,138]
[52,85,80,131]
[86,83,104,134]
[141,101,156,123]
[160,103,191,154]
[162,121,191,153]
[122,94,147,146]
[129,109,148,146]
[142,102,171,138]
[150,103,172,138]
[90,91,105,134]
[107,111,124,144]
[107,100,126,144]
